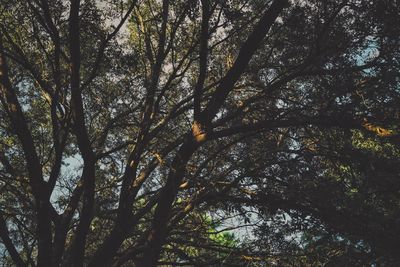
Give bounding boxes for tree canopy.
[0,0,399,266]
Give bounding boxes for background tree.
[0,0,399,266]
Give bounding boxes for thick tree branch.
[200,0,289,126]
[193,0,210,121]
[67,0,96,265]
[0,213,26,267]
[0,39,53,267]
[210,115,363,140]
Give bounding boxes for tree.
[0,0,399,266]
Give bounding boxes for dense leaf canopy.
[0,0,399,266]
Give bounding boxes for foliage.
[0,0,399,266]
